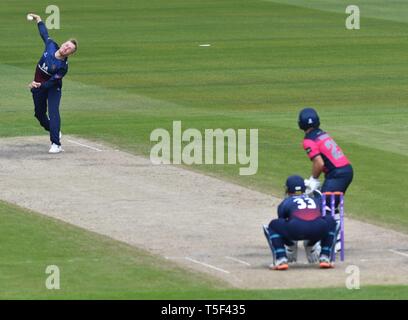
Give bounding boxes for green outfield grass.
[1,201,408,300]
[0,0,407,298]
[0,201,225,299]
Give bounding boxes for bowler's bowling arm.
[28,13,42,23]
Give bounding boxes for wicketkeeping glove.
[304,240,321,263]
[306,176,320,192]
[285,242,298,263]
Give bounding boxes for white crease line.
[225,256,251,266]
[66,139,103,152]
[185,257,230,274]
[360,258,404,262]
[389,249,408,258]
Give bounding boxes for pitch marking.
[185,257,230,274]
[225,256,251,266]
[389,249,408,258]
[67,139,103,152]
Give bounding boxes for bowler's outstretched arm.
[27,13,49,43]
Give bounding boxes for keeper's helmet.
[285,175,306,195]
[298,107,320,131]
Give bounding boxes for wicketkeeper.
[263,175,337,270]
[27,13,77,153]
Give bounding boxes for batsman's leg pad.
[333,213,341,253]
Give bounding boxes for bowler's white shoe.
[49,143,63,154]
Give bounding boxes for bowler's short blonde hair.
[69,38,78,52]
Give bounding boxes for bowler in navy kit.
[263,175,337,270]
[28,13,77,153]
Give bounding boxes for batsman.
[298,107,353,250]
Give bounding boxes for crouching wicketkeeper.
[263,175,338,270]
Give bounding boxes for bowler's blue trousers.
[31,86,61,146]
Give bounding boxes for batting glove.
[307,176,321,192]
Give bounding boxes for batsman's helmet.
[285,175,306,194]
[298,107,320,130]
